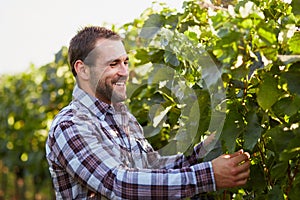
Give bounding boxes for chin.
[111,91,126,102]
[116,97,126,103]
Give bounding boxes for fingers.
[229,149,244,158]
[228,151,251,185]
[232,158,251,186]
[221,159,250,188]
[228,158,250,177]
[235,160,251,176]
[233,165,250,186]
[235,177,249,186]
[231,152,250,165]
[221,150,250,165]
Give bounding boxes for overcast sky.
[0,0,184,75]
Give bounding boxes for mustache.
[112,76,128,83]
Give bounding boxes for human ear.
[74,60,90,80]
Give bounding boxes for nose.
[118,62,129,77]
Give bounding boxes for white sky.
[0,0,184,75]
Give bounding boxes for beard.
[97,82,126,103]
[91,74,127,104]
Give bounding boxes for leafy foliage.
[0,47,73,198]
[122,0,300,199]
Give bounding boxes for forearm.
[94,161,216,199]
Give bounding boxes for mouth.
[113,77,127,87]
[113,81,126,87]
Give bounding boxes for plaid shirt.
[46,85,216,199]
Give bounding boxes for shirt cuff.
[208,161,217,191]
[194,161,216,194]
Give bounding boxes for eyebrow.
[106,56,129,64]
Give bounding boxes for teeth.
[115,82,125,86]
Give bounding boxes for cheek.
[91,67,117,85]
[104,69,119,82]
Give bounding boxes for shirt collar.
[72,84,114,119]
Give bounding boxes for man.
[46,26,250,199]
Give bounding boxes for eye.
[124,58,129,65]
[109,62,118,67]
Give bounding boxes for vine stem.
[257,136,272,187]
[285,159,300,198]
[223,190,227,200]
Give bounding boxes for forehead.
[84,39,127,65]
[96,39,127,60]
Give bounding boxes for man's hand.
[211,149,250,189]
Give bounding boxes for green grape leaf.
[267,185,284,200]
[140,14,164,39]
[288,32,300,54]
[257,74,282,110]
[266,126,295,153]
[279,134,300,161]
[270,162,288,179]
[165,14,178,30]
[272,96,300,117]
[244,111,263,151]
[289,179,300,200]
[148,64,175,85]
[282,71,300,96]
[258,27,277,45]
[164,51,180,67]
[247,164,267,192]
[220,104,243,153]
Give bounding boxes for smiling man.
[45,26,250,199]
[76,38,129,104]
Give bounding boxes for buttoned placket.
[116,105,149,169]
[105,105,136,168]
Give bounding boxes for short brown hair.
[68,26,121,77]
